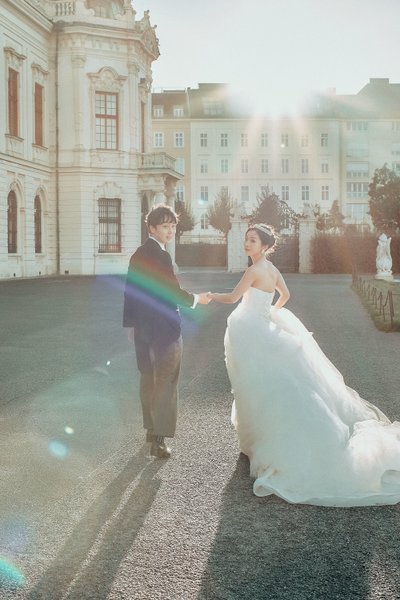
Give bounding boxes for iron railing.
[352,272,397,326]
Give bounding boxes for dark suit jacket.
[123,238,194,347]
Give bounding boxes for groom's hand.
[127,327,135,343]
[198,292,212,305]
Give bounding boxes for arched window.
[200,213,209,230]
[34,195,42,253]
[8,191,17,253]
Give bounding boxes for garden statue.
[375,233,393,280]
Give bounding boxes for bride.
[208,223,400,507]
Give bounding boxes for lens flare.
[48,440,69,459]
[64,426,74,435]
[0,558,25,588]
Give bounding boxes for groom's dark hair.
[146,204,178,228]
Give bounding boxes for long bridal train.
[225,287,400,507]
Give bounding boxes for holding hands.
[198,292,212,305]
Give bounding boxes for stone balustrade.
[139,152,177,171]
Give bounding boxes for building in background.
[152,79,400,242]
[1,0,181,279]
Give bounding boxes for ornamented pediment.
[94,181,123,199]
[88,66,127,92]
[32,63,49,85]
[4,47,26,70]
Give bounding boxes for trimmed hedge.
[311,233,400,274]
[175,243,227,267]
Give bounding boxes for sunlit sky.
[133,0,400,115]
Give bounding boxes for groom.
[123,204,210,458]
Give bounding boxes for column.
[298,216,317,274]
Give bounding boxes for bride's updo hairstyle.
[246,223,276,255]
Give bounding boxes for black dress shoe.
[150,440,171,458]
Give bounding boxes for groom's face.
[149,221,177,246]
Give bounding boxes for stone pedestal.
[227,203,248,272]
[298,216,317,274]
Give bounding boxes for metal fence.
[352,273,398,326]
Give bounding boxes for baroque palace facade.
[152,81,400,242]
[1,0,181,279]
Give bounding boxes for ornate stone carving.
[135,10,160,58]
[32,63,49,85]
[88,66,127,92]
[94,180,123,199]
[376,233,393,280]
[4,47,26,70]
[74,0,95,16]
[71,54,86,67]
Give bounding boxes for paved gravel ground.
[1,272,400,600]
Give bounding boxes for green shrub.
[311,233,400,274]
[175,244,227,267]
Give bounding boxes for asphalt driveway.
[1,272,400,600]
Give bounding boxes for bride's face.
[244,231,268,258]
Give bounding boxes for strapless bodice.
[241,287,275,317]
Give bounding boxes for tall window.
[346,204,368,222]
[301,158,309,174]
[281,185,289,202]
[174,132,184,147]
[34,195,42,253]
[95,92,118,149]
[176,186,184,201]
[346,121,368,131]
[175,158,185,175]
[346,162,368,178]
[200,161,208,174]
[241,159,249,173]
[241,186,249,202]
[8,191,17,253]
[241,133,248,147]
[153,105,164,117]
[220,159,228,174]
[173,106,184,117]
[200,213,209,229]
[261,159,268,173]
[301,134,309,147]
[346,183,368,199]
[203,100,223,115]
[321,185,329,202]
[321,160,329,173]
[200,186,209,202]
[261,132,268,147]
[301,186,310,202]
[281,158,289,173]
[154,132,164,148]
[8,68,19,137]
[321,133,328,147]
[281,134,289,148]
[98,198,121,252]
[200,133,208,147]
[34,83,44,146]
[220,133,228,147]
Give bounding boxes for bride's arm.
[273,271,290,309]
[209,268,256,304]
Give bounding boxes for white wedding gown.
[224,286,400,507]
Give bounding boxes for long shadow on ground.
[28,448,163,600]
[199,454,400,600]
